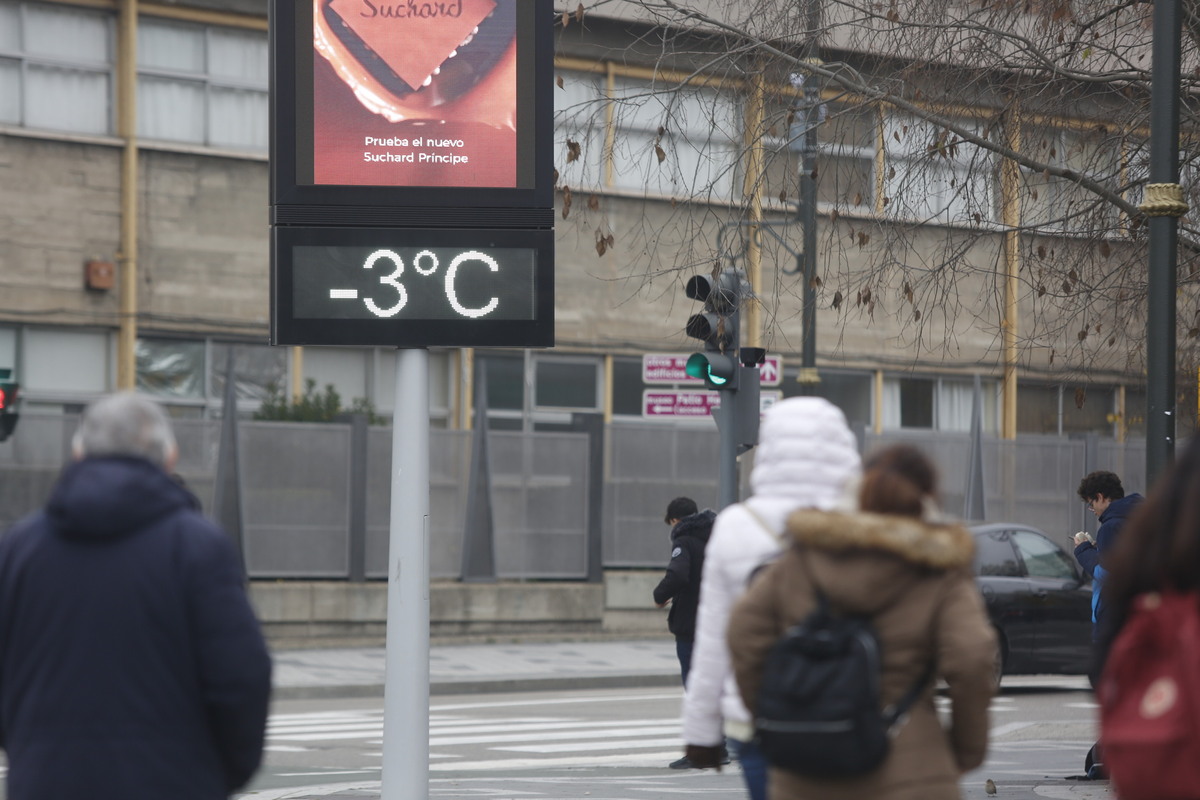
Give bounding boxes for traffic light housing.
[684,269,745,390]
[0,375,19,443]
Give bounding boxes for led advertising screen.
[270,0,552,209]
[271,225,554,346]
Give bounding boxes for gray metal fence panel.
[603,422,720,568]
[376,428,473,580]
[489,431,590,579]
[0,412,1154,578]
[0,412,74,529]
[240,421,352,578]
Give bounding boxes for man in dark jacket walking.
[653,497,717,685]
[1073,470,1143,643]
[0,393,273,800]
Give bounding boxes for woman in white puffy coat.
[680,397,862,800]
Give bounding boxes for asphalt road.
[237,675,1106,800]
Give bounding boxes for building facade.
[0,0,1193,443]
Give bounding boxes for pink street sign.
[642,354,703,384]
[758,355,783,386]
[643,390,720,417]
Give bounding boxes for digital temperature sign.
[272,226,553,346]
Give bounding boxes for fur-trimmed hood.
[782,509,977,616]
[787,510,975,569]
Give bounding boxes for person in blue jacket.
[0,393,272,800]
[1073,470,1143,644]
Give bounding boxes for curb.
[272,672,682,701]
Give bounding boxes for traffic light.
[684,269,745,390]
[0,375,18,443]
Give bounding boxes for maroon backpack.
[1099,590,1200,800]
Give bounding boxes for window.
[210,342,285,402]
[611,357,645,417]
[884,113,994,224]
[608,76,740,199]
[882,375,997,432]
[137,17,267,151]
[781,369,873,430]
[1012,530,1076,580]
[762,96,877,212]
[137,337,205,399]
[554,69,607,191]
[1020,125,1120,232]
[23,328,110,394]
[480,354,524,412]
[1017,382,1116,436]
[0,327,15,371]
[554,70,740,200]
[535,358,599,410]
[882,376,934,429]
[0,1,113,135]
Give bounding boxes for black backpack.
[753,587,933,778]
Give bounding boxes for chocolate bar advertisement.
[311,0,517,187]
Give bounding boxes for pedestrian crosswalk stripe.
[432,724,679,746]
[497,737,684,754]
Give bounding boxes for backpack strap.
[742,504,788,547]
[883,660,936,730]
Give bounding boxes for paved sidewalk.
[272,638,683,699]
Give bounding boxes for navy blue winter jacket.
[1074,492,1143,638]
[0,456,273,800]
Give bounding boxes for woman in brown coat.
[727,444,997,800]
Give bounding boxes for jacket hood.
[671,509,717,544]
[749,397,861,508]
[1101,493,1143,522]
[46,456,196,540]
[784,509,976,615]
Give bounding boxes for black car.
[970,523,1094,681]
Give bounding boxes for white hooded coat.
[680,396,862,747]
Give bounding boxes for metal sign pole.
[381,347,430,799]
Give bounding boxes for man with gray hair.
[0,392,272,800]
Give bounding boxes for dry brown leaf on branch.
[561,186,572,220]
[655,145,666,164]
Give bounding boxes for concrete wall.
[250,571,667,647]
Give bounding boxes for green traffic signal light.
[686,352,738,390]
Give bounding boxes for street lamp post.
[1143,0,1188,487]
